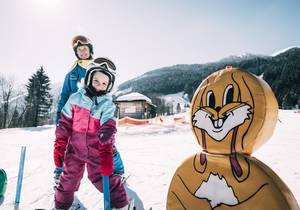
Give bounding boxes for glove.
[99,144,114,176]
[54,138,67,168]
[97,119,116,145]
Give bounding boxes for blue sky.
[0,0,300,86]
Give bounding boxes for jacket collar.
[78,88,111,104]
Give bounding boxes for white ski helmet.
[84,57,116,95]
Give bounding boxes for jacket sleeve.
[56,73,72,124]
[55,97,73,140]
[97,101,117,146]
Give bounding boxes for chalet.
[114,92,156,119]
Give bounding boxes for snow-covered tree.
[24,66,53,127]
[0,75,25,128]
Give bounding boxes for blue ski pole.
[103,175,111,210]
[15,146,26,204]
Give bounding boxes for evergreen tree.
[24,66,53,127]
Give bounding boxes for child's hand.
[97,126,115,143]
[54,138,67,168]
[97,119,116,145]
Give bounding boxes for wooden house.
[114,92,156,119]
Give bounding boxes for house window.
[125,106,136,113]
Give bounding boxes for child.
[56,35,93,123]
[54,57,131,210]
[54,36,124,184]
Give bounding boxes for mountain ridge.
[116,47,300,109]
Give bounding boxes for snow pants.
[113,145,125,175]
[54,152,128,209]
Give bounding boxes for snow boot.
[112,198,135,210]
[51,203,80,210]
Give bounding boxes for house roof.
[115,92,152,103]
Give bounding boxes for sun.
[31,0,60,10]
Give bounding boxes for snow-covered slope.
[271,46,300,56]
[0,110,299,209]
[218,53,268,63]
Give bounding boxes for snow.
[0,110,299,209]
[116,92,152,104]
[271,46,300,56]
[217,53,269,63]
[160,92,189,104]
[160,92,190,113]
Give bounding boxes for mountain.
[271,46,300,56]
[116,47,300,109]
[263,47,300,108]
[218,53,270,63]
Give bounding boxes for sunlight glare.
[32,0,60,10]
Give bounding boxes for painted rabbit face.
[191,67,278,155]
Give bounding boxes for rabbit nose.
[215,106,221,112]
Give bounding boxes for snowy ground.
[0,110,299,210]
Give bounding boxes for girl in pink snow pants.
[54,57,129,210]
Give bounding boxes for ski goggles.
[90,58,116,73]
[85,59,116,92]
[73,39,92,48]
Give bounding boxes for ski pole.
[15,146,26,203]
[102,175,111,210]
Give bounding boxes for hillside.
[116,47,300,108]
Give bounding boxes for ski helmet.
[84,57,116,96]
[72,35,93,59]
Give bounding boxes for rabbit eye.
[223,85,234,105]
[206,91,215,108]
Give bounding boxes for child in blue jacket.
[56,35,93,122]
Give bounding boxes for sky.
[1,0,300,87]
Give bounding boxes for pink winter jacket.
[55,88,117,159]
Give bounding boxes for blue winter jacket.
[56,60,88,123]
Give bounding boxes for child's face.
[77,45,90,60]
[92,72,110,91]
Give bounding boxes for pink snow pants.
[54,153,128,209]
